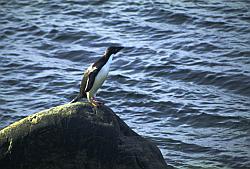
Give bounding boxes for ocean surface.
[0,0,250,168]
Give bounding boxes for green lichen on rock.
[0,102,173,169]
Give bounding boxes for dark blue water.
[1,0,250,168]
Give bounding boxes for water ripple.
[1,0,250,168]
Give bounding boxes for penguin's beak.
[114,47,124,54]
[106,46,124,55]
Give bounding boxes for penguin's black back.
[84,57,108,92]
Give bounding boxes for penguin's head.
[105,46,124,56]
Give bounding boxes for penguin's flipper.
[85,68,99,93]
[79,70,89,98]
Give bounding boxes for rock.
[0,102,174,169]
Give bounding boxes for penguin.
[70,46,124,106]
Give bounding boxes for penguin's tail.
[70,95,81,103]
[69,93,87,103]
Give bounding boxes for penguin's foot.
[90,101,98,107]
[93,97,104,106]
[90,99,103,107]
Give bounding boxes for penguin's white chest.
[89,56,112,95]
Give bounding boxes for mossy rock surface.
[0,102,173,169]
